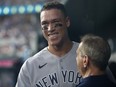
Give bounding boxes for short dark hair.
[40,1,67,17]
[80,34,111,71]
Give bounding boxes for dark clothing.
[76,74,116,87]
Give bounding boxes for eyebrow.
[41,19,61,25]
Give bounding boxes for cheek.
[76,56,81,68]
[42,31,48,40]
[76,57,78,67]
[76,56,83,73]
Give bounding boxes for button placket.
[60,59,63,69]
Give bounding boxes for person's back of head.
[80,34,111,71]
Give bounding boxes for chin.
[50,41,61,46]
[50,42,59,46]
[49,39,61,45]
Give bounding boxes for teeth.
[49,33,57,36]
[49,33,58,38]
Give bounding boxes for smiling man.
[15,1,81,87]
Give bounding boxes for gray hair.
[79,34,111,71]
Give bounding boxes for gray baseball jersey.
[15,42,82,87]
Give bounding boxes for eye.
[41,25,48,30]
[41,22,48,30]
[53,22,63,28]
[54,23,62,27]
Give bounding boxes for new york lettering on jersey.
[35,70,82,87]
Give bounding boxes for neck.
[48,40,73,57]
[83,67,105,78]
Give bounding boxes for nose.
[47,23,55,32]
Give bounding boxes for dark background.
[65,0,116,41]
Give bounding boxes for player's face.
[40,9,70,46]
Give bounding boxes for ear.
[82,55,89,68]
[66,16,70,27]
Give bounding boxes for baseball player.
[15,1,116,87]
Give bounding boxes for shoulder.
[32,47,48,60]
[21,47,49,68]
[73,41,79,47]
[71,41,79,51]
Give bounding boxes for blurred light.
[19,6,25,14]
[27,5,34,13]
[35,4,42,13]
[0,8,2,14]
[3,7,10,15]
[0,60,14,68]
[11,6,17,14]
[0,4,43,15]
